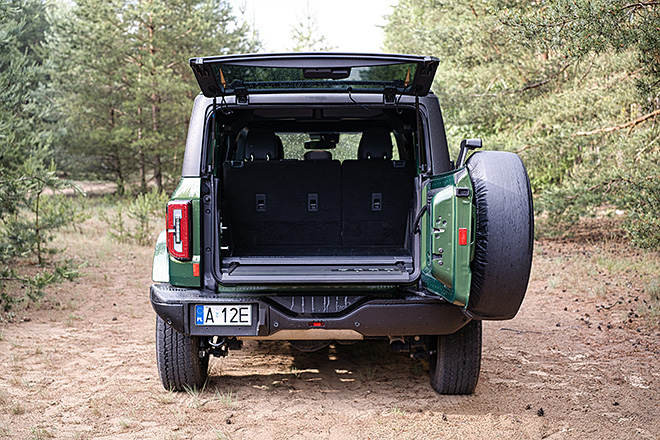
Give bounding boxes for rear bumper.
[150,283,470,338]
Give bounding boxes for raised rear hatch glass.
[190,53,439,97]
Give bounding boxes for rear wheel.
[156,316,209,391]
[429,320,482,395]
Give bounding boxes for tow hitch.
[199,336,243,358]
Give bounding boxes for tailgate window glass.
[211,63,417,95]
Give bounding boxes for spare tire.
[465,151,534,320]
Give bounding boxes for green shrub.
[624,176,660,250]
[104,188,168,245]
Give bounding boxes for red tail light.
[167,201,192,260]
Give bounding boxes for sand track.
[1,238,658,439]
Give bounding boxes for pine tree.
[500,0,660,247]
[383,0,660,248]
[0,0,50,174]
[1,0,83,314]
[50,0,259,193]
[288,1,334,52]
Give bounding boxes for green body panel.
[420,168,474,306]
[167,177,202,287]
[152,230,169,283]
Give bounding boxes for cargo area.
[214,112,421,284]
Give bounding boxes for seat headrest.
[358,129,393,159]
[244,129,280,160]
[304,150,333,160]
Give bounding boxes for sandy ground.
[1,228,659,439]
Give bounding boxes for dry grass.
[9,402,25,415]
[0,197,162,325]
[117,418,136,431]
[29,427,53,440]
[534,230,660,328]
[183,383,236,410]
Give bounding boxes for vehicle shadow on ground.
[201,339,530,417]
[204,340,458,403]
[208,339,426,385]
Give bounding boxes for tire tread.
[429,320,482,394]
[156,316,208,391]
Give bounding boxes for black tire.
[429,320,482,395]
[156,316,208,391]
[466,151,534,320]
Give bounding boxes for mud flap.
[420,168,474,306]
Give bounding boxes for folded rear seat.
[223,129,341,252]
[341,129,415,247]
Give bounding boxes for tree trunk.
[138,106,146,194]
[109,108,126,196]
[148,4,163,193]
[35,190,42,266]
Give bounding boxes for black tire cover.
[466,151,534,320]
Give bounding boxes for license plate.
[195,305,252,326]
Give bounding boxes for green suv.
[150,53,534,394]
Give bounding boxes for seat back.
[343,129,414,246]
[223,160,341,249]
